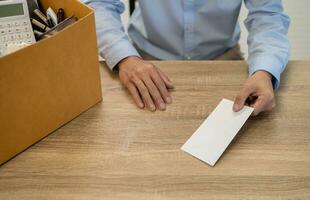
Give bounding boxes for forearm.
[245,0,290,89]
[82,0,140,70]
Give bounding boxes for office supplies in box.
[0,0,102,165]
[0,0,36,56]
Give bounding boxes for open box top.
[40,0,93,20]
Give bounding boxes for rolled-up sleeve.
[82,0,140,70]
[244,0,290,89]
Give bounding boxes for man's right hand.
[118,56,174,111]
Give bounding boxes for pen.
[33,29,44,37]
[46,15,54,27]
[57,8,65,23]
[31,18,51,32]
[47,7,58,26]
[33,9,49,26]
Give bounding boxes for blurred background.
[119,0,310,60]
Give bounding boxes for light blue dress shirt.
[83,0,290,88]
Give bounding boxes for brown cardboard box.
[0,0,102,165]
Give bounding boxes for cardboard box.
[0,0,102,165]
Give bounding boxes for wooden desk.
[0,61,309,200]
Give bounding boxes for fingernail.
[150,104,156,111]
[159,102,166,110]
[138,103,144,109]
[166,96,172,104]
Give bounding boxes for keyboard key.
[26,33,31,38]
[17,34,23,40]
[2,36,9,42]
[0,30,6,36]
[15,28,21,33]
[23,26,29,32]
[7,29,14,34]
[9,35,15,41]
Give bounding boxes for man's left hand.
[233,70,276,116]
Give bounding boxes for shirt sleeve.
[82,0,140,70]
[244,0,290,89]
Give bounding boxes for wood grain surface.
[0,61,309,200]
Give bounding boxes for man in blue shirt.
[83,0,290,116]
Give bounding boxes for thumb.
[233,84,254,112]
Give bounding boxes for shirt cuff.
[102,40,141,71]
[248,55,285,90]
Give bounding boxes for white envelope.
[181,98,254,166]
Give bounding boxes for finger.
[252,97,269,116]
[245,96,257,106]
[132,78,156,111]
[150,70,173,104]
[142,76,166,111]
[233,84,255,112]
[157,68,174,89]
[252,97,276,116]
[126,82,144,109]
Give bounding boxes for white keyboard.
[0,19,36,55]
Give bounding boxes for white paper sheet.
[181,98,254,166]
